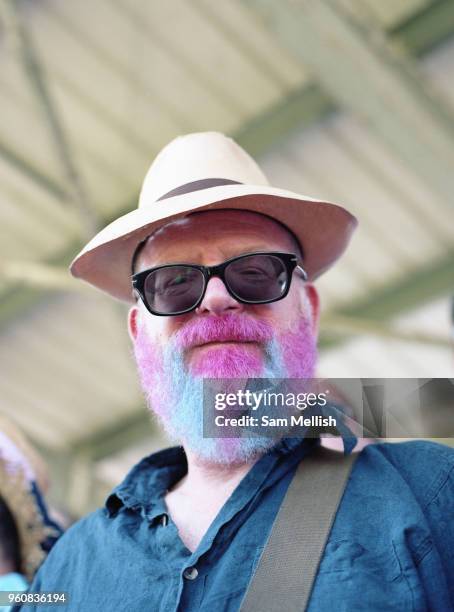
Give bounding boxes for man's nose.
[195,277,243,316]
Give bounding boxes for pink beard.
[133,314,318,464]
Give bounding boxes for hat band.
[157,178,243,201]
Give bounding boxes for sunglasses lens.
[144,266,204,314]
[225,254,288,303]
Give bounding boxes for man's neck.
[164,447,259,552]
[172,447,258,497]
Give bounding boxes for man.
[27,133,453,610]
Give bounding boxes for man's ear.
[128,305,139,341]
[305,283,320,333]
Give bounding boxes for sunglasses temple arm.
[296,265,308,281]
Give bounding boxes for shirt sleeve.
[374,440,454,608]
[422,451,454,604]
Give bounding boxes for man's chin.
[182,436,278,466]
[187,343,265,379]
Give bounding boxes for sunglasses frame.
[132,251,307,316]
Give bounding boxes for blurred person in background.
[0,495,27,599]
[0,416,62,611]
[26,133,454,611]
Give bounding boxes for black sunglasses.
[132,251,307,317]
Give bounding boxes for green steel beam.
[0,237,84,329]
[320,250,454,347]
[337,250,454,320]
[0,194,137,329]
[0,285,50,327]
[234,83,336,156]
[389,0,454,57]
[320,314,451,348]
[0,141,69,200]
[3,0,98,237]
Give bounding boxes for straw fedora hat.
[70,132,357,302]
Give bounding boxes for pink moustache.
[174,313,275,378]
[173,313,274,350]
[180,314,318,379]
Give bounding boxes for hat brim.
[70,183,358,302]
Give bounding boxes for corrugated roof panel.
[0,73,61,180]
[320,334,451,377]
[192,0,308,88]
[116,0,291,118]
[0,398,64,450]
[0,164,82,259]
[29,29,185,153]
[319,298,452,377]
[0,294,144,447]
[32,0,239,133]
[30,296,140,409]
[0,199,66,259]
[0,344,87,437]
[329,113,454,246]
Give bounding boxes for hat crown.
[139,131,269,207]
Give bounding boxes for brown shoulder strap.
[240,444,358,612]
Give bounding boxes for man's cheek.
[300,287,318,330]
[133,326,169,405]
[276,318,318,379]
[139,304,174,344]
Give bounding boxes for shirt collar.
[105,407,356,519]
[105,445,187,518]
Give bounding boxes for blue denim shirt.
[26,436,454,611]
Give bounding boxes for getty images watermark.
[202,378,454,439]
[213,387,335,430]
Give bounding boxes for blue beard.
[150,336,288,465]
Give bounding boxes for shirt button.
[183,567,198,580]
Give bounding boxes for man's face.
[128,209,320,464]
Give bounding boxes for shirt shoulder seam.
[423,461,454,510]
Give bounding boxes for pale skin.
[128,209,320,553]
